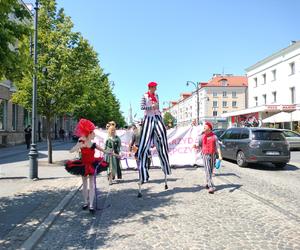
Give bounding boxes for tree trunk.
[46,116,53,163]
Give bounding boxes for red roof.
[202,75,248,87]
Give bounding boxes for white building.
[223,41,300,130]
[248,41,300,108]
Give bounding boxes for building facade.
[163,74,248,128]
[198,74,248,128]
[223,41,300,130]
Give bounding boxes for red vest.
[201,134,216,155]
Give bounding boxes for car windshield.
[252,130,285,141]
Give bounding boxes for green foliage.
[0,0,32,81]
[12,0,125,128]
[163,111,176,128]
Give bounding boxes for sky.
[50,0,300,121]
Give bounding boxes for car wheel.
[274,163,286,168]
[236,151,248,167]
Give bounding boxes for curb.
[19,180,82,250]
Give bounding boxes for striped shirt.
[141,92,161,116]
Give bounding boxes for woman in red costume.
[65,119,107,213]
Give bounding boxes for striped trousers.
[202,153,216,188]
[138,115,171,182]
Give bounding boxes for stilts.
[164,173,168,190]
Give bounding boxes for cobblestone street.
[35,162,300,250]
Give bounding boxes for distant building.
[165,74,248,128]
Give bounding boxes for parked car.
[219,127,290,168]
[280,129,300,150]
[213,128,226,138]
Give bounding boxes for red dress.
[65,143,108,176]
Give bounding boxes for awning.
[291,110,300,121]
[262,112,295,123]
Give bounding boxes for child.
[66,119,107,213]
[105,125,122,185]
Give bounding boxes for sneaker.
[208,188,214,194]
[82,204,88,210]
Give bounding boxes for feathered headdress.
[74,119,95,137]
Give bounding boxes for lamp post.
[28,0,39,179]
[186,81,200,125]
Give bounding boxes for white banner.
[93,125,204,169]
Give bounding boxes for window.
[229,129,241,140]
[223,101,227,107]
[223,91,227,98]
[213,111,218,116]
[290,87,296,104]
[254,77,258,87]
[252,130,285,141]
[221,130,232,140]
[223,111,227,114]
[213,101,218,107]
[272,91,277,103]
[0,99,8,130]
[289,62,295,75]
[12,104,18,130]
[232,92,237,98]
[283,130,300,137]
[272,69,276,81]
[232,101,237,107]
[23,109,31,127]
[254,97,258,106]
[213,92,217,98]
[262,73,266,85]
[221,79,228,86]
[262,94,267,104]
[240,129,250,139]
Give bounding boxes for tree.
[0,0,31,81]
[72,74,126,128]
[13,0,126,163]
[163,112,176,128]
[12,0,105,163]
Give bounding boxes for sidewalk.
[0,141,81,250]
[0,139,71,159]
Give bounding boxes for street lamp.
[186,81,200,125]
[28,0,39,179]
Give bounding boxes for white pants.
[82,175,95,208]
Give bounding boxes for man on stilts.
[137,81,171,197]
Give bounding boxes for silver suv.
[219,128,290,168]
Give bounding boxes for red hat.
[205,122,213,130]
[74,118,96,137]
[148,81,158,87]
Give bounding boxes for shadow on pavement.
[0,176,27,180]
[246,163,299,171]
[0,186,76,249]
[215,183,242,193]
[216,172,241,178]
[0,152,48,164]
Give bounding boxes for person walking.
[105,125,122,185]
[65,119,107,213]
[137,81,171,184]
[24,125,32,149]
[197,122,222,194]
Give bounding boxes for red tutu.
[65,157,108,176]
